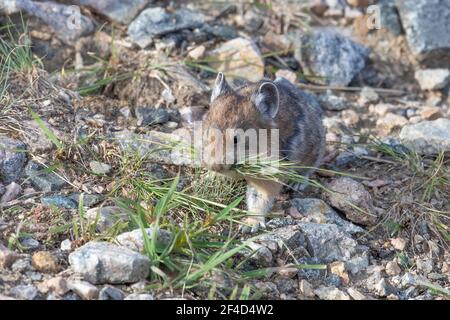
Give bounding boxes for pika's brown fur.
[202,73,325,232]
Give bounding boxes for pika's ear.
[211,72,232,103]
[253,82,279,118]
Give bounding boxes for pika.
[201,73,325,232]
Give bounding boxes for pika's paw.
[239,216,266,234]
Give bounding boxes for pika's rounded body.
[202,73,325,232]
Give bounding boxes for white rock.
[415,69,450,91]
[400,118,450,155]
[67,279,99,300]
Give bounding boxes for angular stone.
[89,161,112,175]
[25,161,67,192]
[41,196,77,209]
[415,69,450,91]
[73,0,148,24]
[99,286,124,300]
[86,206,129,232]
[128,7,205,48]
[326,177,378,226]
[0,136,27,184]
[396,0,450,67]
[298,222,358,263]
[208,37,265,82]
[314,286,351,300]
[69,242,150,284]
[399,118,450,155]
[136,107,170,126]
[10,285,38,300]
[294,30,370,86]
[67,279,99,300]
[115,228,171,253]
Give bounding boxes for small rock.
[18,0,94,44]
[11,257,33,273]
[294,30,370,86]
[347,287,366,300]
[69,242,150,284]
[342,109,360,127]
[246,242,274,267]
[41,196,77,209]
[399,118,450,155]
[330,261,349,284]
[45,277,69,296]
[376,113,408,135]
[10,284,38,300]
[86,206,129,232]
[385,261,402,276]
[378,0,403,36]
[128,7,205,48]
[0,182,21,203]
[67,279,99,300]
[396,0,450,67]
[208,37,264,82]
[390,238,407,251]
[420,107,443,121]
[291,198,364,234]
[136,107,170,126]
[345,253,369,275]
[99,286,124,300]
[359,87,379,105]
[61,239,72,251]
[374,278,396,297]
[0,242,20,269]
[326,177,378,226]
[415,69,450,91]
[314,286,351,300]
[188,45,206,60]
[318,91,347,111]
[25,161,67,192]
[20,237,40,250]
[115,228,171,253]
[275,69,297,84]
[298,222,358,263]
[31,251,59,273]
[299,279,315,298]
[73,0,148,24]
[0,136,27,184]
[89,161,112,175]
[124,293,154,300]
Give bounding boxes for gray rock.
[257,225,308,255]
[128,7,205,48]
[379,0,402,36]
[314,286,351,300]
[0,0,19,14]
[60,239,72,251]
[20,237,40,250]
[41,196,78,209]
[68,193,104,208]
[17,0,94,45]
[396,0,450,67]
[291,198,364,235]
[86,206,129,232]
[399,118,450,155]
[294,30,370,86]
[114,130,199,167]
[73,0,148,24]
[99,286,124,300]
[0,183,5,196]
[11,257,33,273]
[69,242,150,284]
[414,69,450,91]
[201,24,238,40]
[298,222,358,263]
[326,177,378,226]
[374,278,397,297]
[89,161,112,175]
[345,253,369,275]
[0,182,22,203]
[136,107,170,126]
[0,136,27,184]
[318,91,347,111]
[115,228,171,253]
[124,293,154,300]
[10,284,38,300]
[25,161,67,192]
[67,279,99,300]
[246,242,274,267]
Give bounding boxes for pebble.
[69,241,150,284]
[45,277,69,296]
[31,251,59,273]
[420,107,443,121]
[390,238,407,251]
[124,293,154,300]
[86,206,129,232]
[89,161,112,175]
[67,279,99,300]
[314,286,351,300]
[99,286,125,300]
[415,69,450,91]
[10,284,39,300]
[0,182,21,203]
[347,287,366,300]
[299,279,315,298]
[385,261,402,276]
